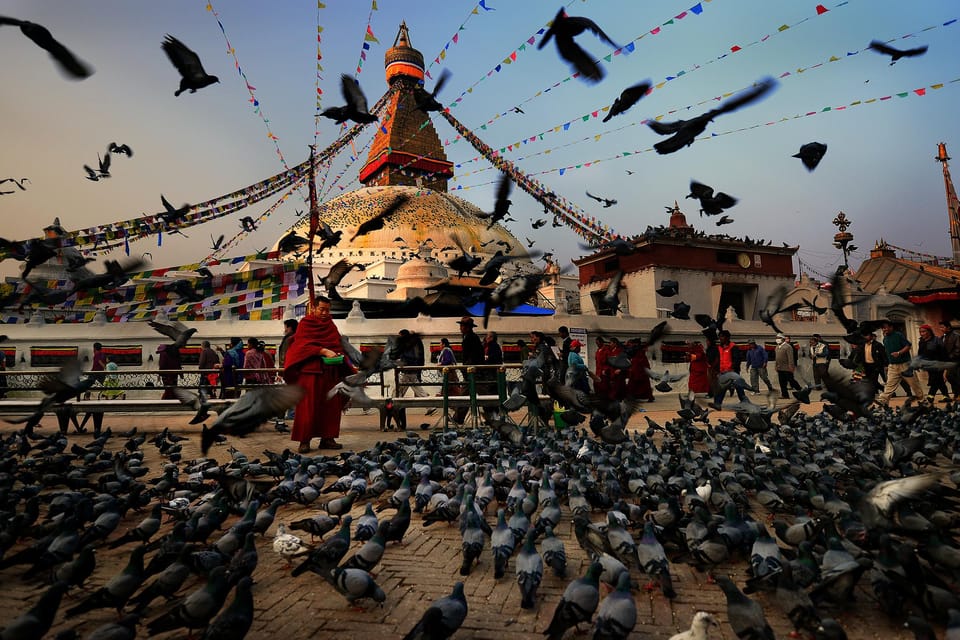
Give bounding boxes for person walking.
[565,339,593,393]
[276,318,298,426]
[593,336,611,399]
[774,334,802,399]
[745,338,774,394]
[243,337,267,387]
[157,344,181,400]
[283,297,353,452]
[809,334,830,389]
[219,337,244,399]
[454,317,484,425]
[916,323,950,402]
[712,330,746,407]
[85,342,108,399]
[875,320,924,406]
[851,331,887,397]
[557,326,571,387]
[941,319,960,400]
[197,340,220,399]
[393,329,432,415]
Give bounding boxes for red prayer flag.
[815,4,828,14]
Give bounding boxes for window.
[716,251,738,265]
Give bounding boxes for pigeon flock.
[0,335,959,640]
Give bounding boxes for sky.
[1,0,959,284]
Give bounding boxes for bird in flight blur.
[0,16,92,78]
[162,34,220,96]
[415,69,451,113]
[320,74,378,125]
[792,142,828,171]
[602,81,652,122]
[108,142,134,157]
[585,191,617,208]
[687,181,737,217]
[647,77,777,154]
[867,39,928,65]
[538,7,620,83]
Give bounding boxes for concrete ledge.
[0,399,237,415]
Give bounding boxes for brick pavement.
[0,394,927,639]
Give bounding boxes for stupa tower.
[358,22,454,192]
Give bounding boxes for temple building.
[276,22,562,312]
[573,202,799,321]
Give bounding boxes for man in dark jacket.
[851,331,886,397]
[875,320,924,405]
[454,317,484,424]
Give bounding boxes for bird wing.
[162,35,209,80]
[712,77,777,117]
[9,18,92,78]
[688,180,716,200]
[578,16,619,48]
[351,194,407,240]
[868,40,900,57]
[647,118,686,135]
[432,68,451,97]
[556,34,602,82]
[494,173,512,212]
[867,473,943,515]
[340,74,370,113]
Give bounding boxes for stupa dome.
[283,185,527,266]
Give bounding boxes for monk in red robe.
[283,298,353,453]
[625,338,654,402]
[687,340,711,394]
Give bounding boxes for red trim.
[907,291,959,303]
[30,347,78,357]
[359,151,453,183]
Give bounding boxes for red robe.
[283,314,353,443]
[626,346,653,401]
[687,344,711,393]
[594,344,612,398]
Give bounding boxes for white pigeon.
[273,523,312,564]
[669,611,720,640]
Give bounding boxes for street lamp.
[832,211,855,270]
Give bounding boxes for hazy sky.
[1,0,958,283]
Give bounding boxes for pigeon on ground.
[714,574,775,640]
[593,572,637,640]
[402,581,468,640]
[320,73,378,125]
[868,39,928,64]
[602,81,652,122]
[66,546,147,617]
[162,34,219,95]
[668,611,720,640]
[516,530,544,609]
[648,78,776,154]
[146,565,230,635]
[200,576,254,640]
[543,561,603,640]
[289,514,339,542]
[0,16,92,78]
[331,566,387,607]
[793,142,828,171]
[272,524,311,566]
[291,516,353,577]
[0,581,69,640]
[538,7,620,82]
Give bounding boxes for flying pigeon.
[656,280,679,297]
[201,385,304,453]
[687,181,737,216]
[538,7,620,82]
[350,194,408,241]
[162,34,219,96]
[108,142,133,157]
[586,190,617,207]
[793,142,828,171]
[320,74,378,125]
[868,39,928,64]
[415,68,451,112]
[602,80,652,122]
[648,78,776,154]
[0,16,92,78]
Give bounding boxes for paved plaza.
[0,394,935,640]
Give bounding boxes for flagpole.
[307,144,318,308]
